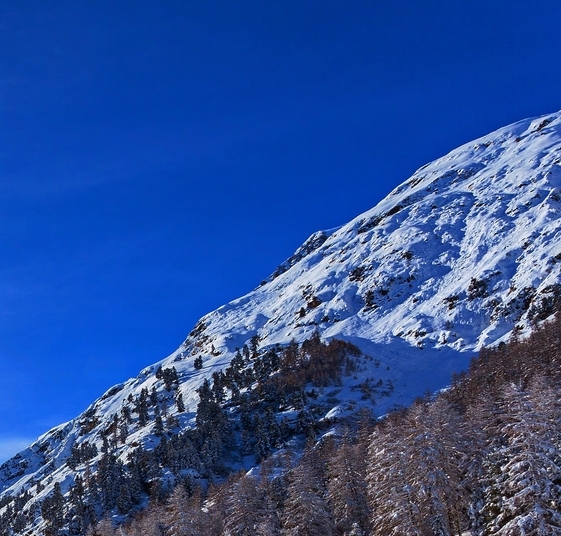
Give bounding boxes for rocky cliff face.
[2,111,561,534]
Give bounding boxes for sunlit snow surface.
[3,111,561,519]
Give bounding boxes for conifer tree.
[282,449,335,536]
[176,391,186,413]
[136,387,150,427]
[86,517,115,536]
[154,405,165,436]
[461,389,501,535]
[42,481,66,534]
[367,398,466,535]
[164,484,211,536]
[150,385,159,406]
[327,437,370,535]
[223,473,280,536]
[367,416,424,535]
[482,379,561,535]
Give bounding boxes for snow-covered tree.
[282,449,335,536]
[327,437,370,535]
[461,388,502,535]
[176,392,186,413]
[367,416,425,535]
[223,473,280,536]
[367,398,466,535]
[164,485,210,536]
[482,379,561,535]
[41,481,66,535]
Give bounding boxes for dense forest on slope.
[83,313,561,536]
[0,335,372,535]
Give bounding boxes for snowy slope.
[3,111,561,531]
[168,111,561,393]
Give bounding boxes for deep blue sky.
[1,0,561,461]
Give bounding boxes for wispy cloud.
[0,437,35,464]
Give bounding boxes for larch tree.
[367,415,425,536]
[85,517,115,536]
[482,379,561,535]
[326,436,370,535]
[281,449,335,536]
[164,484,211,536]
[367,398,466,536]
[461,388,503,535]
[223,472,280,536]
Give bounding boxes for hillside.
[105,308,561,536]
[2,110,561,534]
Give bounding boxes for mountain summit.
[2,111,561,534]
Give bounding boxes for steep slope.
[173,110,561,401]
[2,111,561,534]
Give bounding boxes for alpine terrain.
[3,111,561,535]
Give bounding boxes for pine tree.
[12,512,26,535]
[121,404,132,423]
[253,414,271,462]
[154,405,165,436]
[116,481,134,514]
[119,420,129,443]
[176,392,186,413]
[136,387,150,427]
[195,378,232,468]
[150,385,159,406]
[42,481,65,534]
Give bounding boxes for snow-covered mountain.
[3,111,561,533]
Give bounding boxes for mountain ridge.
[2,110,561,534]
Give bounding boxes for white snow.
[3,110,561,525]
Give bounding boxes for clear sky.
[1,0,561,462]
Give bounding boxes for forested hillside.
[4,111,561,535]
[88,313,561,536]
[0,334,373,535]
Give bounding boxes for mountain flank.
[2,111,561,534]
